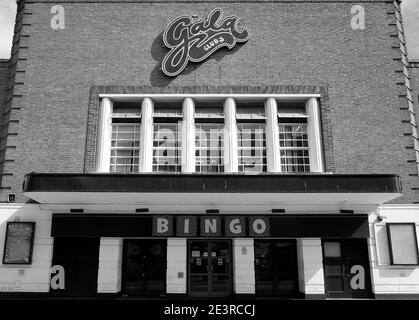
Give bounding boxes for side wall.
[0,60,10,185]
[408,61,419,128]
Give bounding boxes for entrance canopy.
[23,173,402,206]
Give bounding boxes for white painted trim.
[95,98,112,172]
[265,98,281,172]
[306,98,324,173]
[99,94,321,100]
[140,98,153,172]
[233,238,255,294]
[378,204,419,209]
[97,238,123,293]
[166,238,187,294]
[38,203,380,215]
[25,191,401,206]
[297,238,325,295]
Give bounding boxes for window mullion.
[96,97,113,173]
[183,98,195,173]
[224,98,238,172]
[265,98,281,172]
[306,97,324,173]
[140,97,153,172]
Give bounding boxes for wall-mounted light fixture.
[206,209,219,214]
[70,209,84,213]
[271,209,285,213]
[340,209,354,214]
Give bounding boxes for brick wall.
[409,61,419,127]
[0,60,10,132]
[3,0,419,203]
[0,60,10,188]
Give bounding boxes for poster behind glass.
[3,222,35,264]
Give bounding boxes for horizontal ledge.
[98,94,322,101]
[23,173,402,205]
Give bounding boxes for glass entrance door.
[122,239,167,296]
[254,240,299,297]
[189,240,232,297]
[322,239,373,298]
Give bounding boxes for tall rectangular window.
[387,223,419,265]
[278,102,310,173]
[278,121,310,172]
[195,104,224,173]
[152,102,182,172]
[110,105,141,173]
[236,104,267,173]
[195,124,224,173]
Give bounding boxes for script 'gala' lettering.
[162,8,251,77]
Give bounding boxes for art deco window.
[110,104,141,173]
[236,104,267,173]
[195,103,224,173]
[278,102,310,173]
[97,95,323,175]
[387,223,419,265]
[152,102,183,172]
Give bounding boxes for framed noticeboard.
[3,222,35,265]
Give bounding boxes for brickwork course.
[409,60,419,126]
[0,0,418,203]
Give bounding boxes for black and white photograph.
[0,0,419,317]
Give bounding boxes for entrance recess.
[322,239,373,298]
[254,240,299,297]
[122,239,167,296]
[188,240,232,297]
[50,238,100,297]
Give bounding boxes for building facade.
[0,0,418,299]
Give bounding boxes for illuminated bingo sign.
[162,8,251,77]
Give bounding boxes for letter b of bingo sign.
[350,265,365,290]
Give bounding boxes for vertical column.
[265,98,281,172]
[224,98,238,172]
[95,97,112,172]
[182,98,195,173]
[166,238,187,294]
[233,239,255,295]
[296,238,325,299]
[140,98,153,172]
[306,98,324,173]
[97,238,123,294]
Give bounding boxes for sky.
[0,0,418,59]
